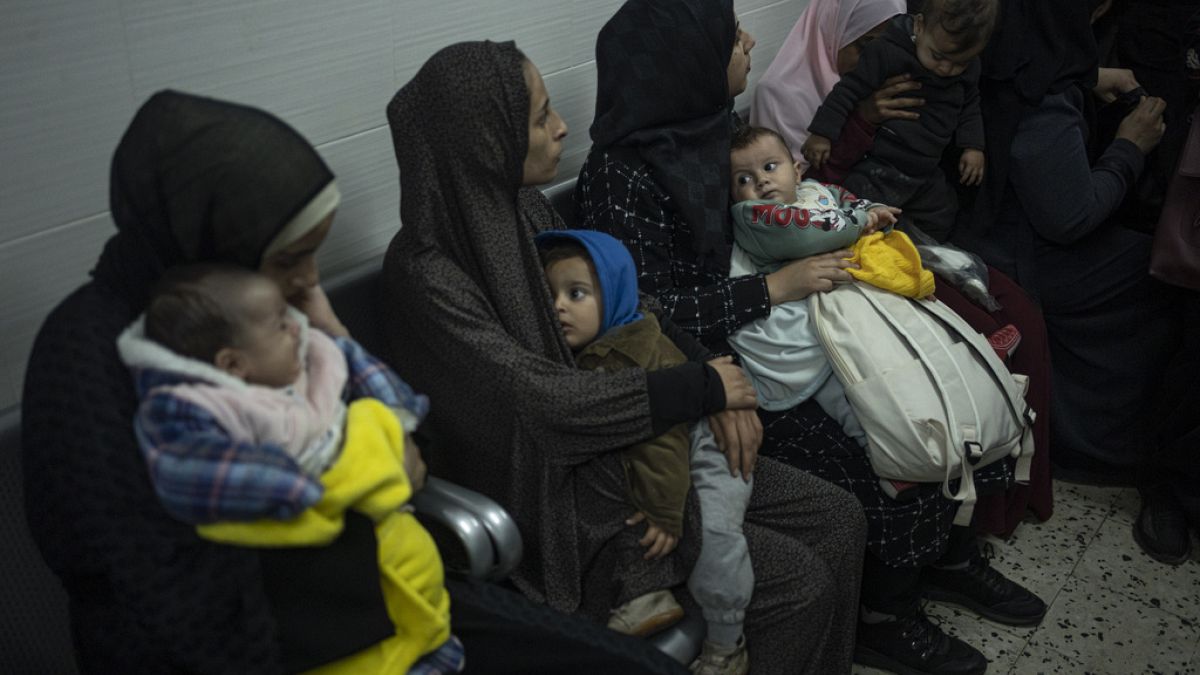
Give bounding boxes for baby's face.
[913,15,985,78]
[231,277,302,388]
[544,255,602,350]
[730,135,803,203]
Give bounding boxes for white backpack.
[810,281,1035,525]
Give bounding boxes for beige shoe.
[606,590,684,637]
[689,637,749,675]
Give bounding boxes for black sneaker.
[922,544,1046,627]
[1133,489,1192,565]
[854,609,988,675]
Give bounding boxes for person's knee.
[829,485,869,547]
[799,556,840,616]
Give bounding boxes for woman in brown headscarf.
[381,41,866,674]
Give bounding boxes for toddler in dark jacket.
[802,0,998,240]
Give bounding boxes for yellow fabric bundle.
[198,398,451,674]
[846,230,935,299]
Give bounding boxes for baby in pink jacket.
[117,263,428,523]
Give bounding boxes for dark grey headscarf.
[382,42,692,612]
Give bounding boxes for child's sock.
[705,621,743,649]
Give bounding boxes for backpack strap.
[915,294,1038,475]
[853,285,986,515]
[853,284,980,453]
[919,296,1032,430]
[853,283,1036,521]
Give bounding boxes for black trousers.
[1140,301,1200,524]
[447,578,687,675]
[859,524,978,617]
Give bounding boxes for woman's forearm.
[1010,98,1144,245]
[645,363,724,435]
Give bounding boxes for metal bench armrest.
[412,476,523,581]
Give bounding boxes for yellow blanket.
[199,398,451,674]
[847,230,935,299]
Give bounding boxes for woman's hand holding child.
[292,284,350,337]
[708,357,762,479]
[959,149,985,186]
[857,73,924,125]
[801,134,833,169]
[766,250,857,305]
[708,356,757,409]
[710,409,762,482]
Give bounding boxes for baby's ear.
[214,347,247,378]
[794,159,805,177]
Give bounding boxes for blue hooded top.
[535,229,642,336]
[536,230,692,539]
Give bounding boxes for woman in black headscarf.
[21,90,393,673]
[957,0,1199,562]
[381,40,865,674]
[574,1,1050,673]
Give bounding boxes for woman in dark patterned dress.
[574,1,1046,673]
[380,40,866,675]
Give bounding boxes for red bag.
[1150,105,1200,291]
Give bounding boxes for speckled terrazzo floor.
[852,480,1200,675]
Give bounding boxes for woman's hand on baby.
[1117,95,1167,155]
[766,250,857,305]
[403,433,427,492]
[1094,67,1141,104]
[959,149,985,186]
[858,73,923,125]
[625,512,679,560]
[708,356,757,410]
[801,134,832,169]
[864,206,901,234]
[291,284,350,337]
[709,409,762,482]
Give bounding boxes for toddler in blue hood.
[537,229,754,674]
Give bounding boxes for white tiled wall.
[0,0,811,410]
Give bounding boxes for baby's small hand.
[864,206,901,234]
[801,134,832,169]
[625,512,679,560]
[959,149,985,186]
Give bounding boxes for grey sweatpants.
[687,420,755,641]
